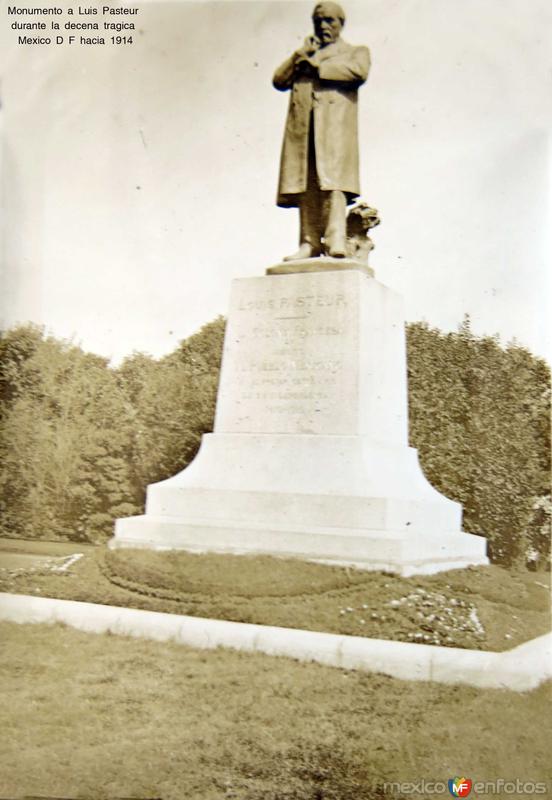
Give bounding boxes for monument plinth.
[111,4,488,575]
[111,263,488,576]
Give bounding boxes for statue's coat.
[273,38,370,208]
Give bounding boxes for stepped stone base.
[112,519,486,577]
[111,268,489,576]
[111,433,488,576]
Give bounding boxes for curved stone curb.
[0,593,549,691]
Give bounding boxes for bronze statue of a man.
[273,2,370,261]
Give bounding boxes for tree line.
[0,317,549,568]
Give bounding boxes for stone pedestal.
[111,263,488,576]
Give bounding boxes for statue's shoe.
[325,237,347,258]
[282,243,321,261]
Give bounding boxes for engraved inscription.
[215,275,360,435]
[238,293,348,312]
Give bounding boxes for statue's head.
[312,2,345,46]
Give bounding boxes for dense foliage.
[0,318,225,543]
[407,318,550,566]
[0,316,549,566]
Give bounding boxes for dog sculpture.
[345,203,381,264]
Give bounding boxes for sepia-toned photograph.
[0,1,550,798]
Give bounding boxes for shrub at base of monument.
[1,548,548,652]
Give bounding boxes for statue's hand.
[294,56,318,78]
[295,35,320,59]
[293,37,320,76]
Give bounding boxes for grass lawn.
[0,621,550,800]
[0,537,97,557]
[0,541,549,651]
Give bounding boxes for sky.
[1,0,551,364]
